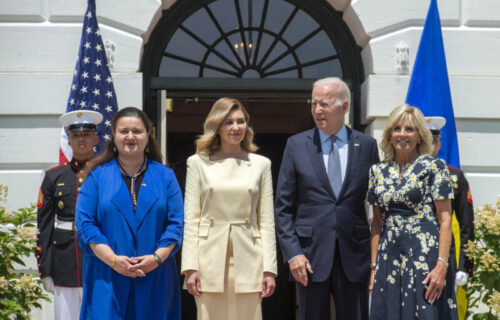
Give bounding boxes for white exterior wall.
[0,0,498,318]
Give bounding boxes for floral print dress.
[367,155,458,319]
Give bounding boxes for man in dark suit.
[275,77,379,320]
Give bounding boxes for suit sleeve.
[75,172,110,256]
[156,168,184,256]
[36,173,55,278]
[258,160,278,275]
[275,138,302,263]
[454,170,475,274]
[181,156,201,274]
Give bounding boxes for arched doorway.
[141,1,363,319]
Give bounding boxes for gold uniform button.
[57,200,64,209]
[78,187,81,192]
[53,241,57,245]
[58,191,62,196]
[79,178,84,183]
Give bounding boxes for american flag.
[59,0,118,164]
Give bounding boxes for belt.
[54,218,75,231]
[207,218,250,225]
[385,207,418,217]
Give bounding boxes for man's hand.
[289,255,313,286]
[42,276,54,293]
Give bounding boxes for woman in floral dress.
[368,105,458,319]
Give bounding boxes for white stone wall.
[1,0,499,318]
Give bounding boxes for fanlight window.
[159,0,343,79]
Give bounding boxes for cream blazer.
[181,153,277,293]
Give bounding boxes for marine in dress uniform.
[36,110,102,320]
[426,116,475,284]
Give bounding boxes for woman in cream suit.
[181,97,277,320]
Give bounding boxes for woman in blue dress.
[76,107,183,319]
[368,105,458,319]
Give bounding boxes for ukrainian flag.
[405,1,467,318]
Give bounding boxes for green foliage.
[465,195,500,319]
[0,185,50,319]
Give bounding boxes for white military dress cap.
[59,110,103,133]
[425,116,446,136]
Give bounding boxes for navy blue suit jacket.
[275,127,379,283]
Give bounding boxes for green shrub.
[0,185,50,319]
[465,195,500,320]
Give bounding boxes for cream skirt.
[195,230,262,320]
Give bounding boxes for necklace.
[118,157,147,208]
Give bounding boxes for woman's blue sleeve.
[76,171,110,256]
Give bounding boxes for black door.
[165,97,313,320]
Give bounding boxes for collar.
[69,158,88,170]
[318,125,348,144]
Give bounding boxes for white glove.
[42,276,54,293]
[455,271,469,286]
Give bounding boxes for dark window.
[142,0,364,127]
[159,0,342,79]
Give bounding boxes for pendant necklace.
[118,157,147,209]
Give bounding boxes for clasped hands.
[112,254,159,278]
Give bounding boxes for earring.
[113,146,117,153]
[145,145,149,153]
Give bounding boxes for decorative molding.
[395,41,409,73]
[104,39,116,70]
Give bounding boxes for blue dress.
[76,159,184,320]
[367,155,458,319]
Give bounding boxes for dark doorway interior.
[166,97,313,320]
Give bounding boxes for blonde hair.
[380,104,433,162]
[313,77,351,107]
[196,98,258,155]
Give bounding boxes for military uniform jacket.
[36,160,85,287]
[448,165,475,275]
